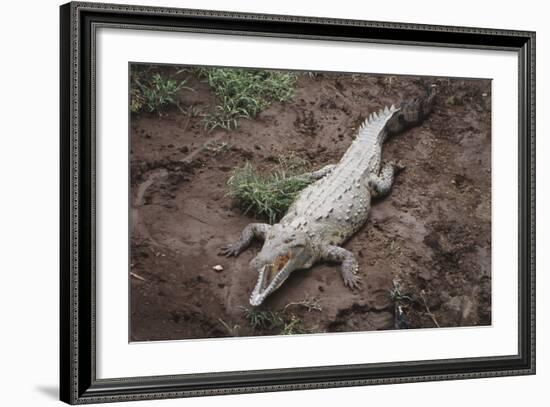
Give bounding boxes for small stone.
[418,269,433,281]
[212,265,224,272]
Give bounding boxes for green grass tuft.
[199,67,296,131]
[130,67,193,113]
[227,158,312,224]
[242,308,308,335]
[243,309,284,331]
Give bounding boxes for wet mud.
[130,68,491,341]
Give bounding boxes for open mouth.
[250,254,291,306]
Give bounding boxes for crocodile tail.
[386,88,436,136]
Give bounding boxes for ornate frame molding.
[60,2,535,404]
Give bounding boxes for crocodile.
[221,90,436,306]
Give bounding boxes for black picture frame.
[60,1,536,404]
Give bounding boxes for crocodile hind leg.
[368,161,405,198]
[220,223,271,257]
[319,245,362,289]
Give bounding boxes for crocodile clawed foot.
[344,274,362,290]
[219,244,241,257]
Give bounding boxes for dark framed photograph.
[60,1,535,404]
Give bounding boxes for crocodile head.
[249,225,316,306]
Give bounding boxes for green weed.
[243,309,284,331]
[227,158,312,224]
[218,318,240,337]
[198,67,296,131]
[389,278,412,302]
[280,314,307,335]
[242,308,308,335]
[283,296,323,313]
[130,67,193,113]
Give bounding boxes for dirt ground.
[129,66,491,341]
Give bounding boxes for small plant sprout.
[389,278,412,302]
[218,318,240,337]
[280,314,307,335]
[205,141,231,156]
[389,239,401,256]
[283,296,322,312]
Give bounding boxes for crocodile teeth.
[384,106,390,114]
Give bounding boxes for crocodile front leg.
[220,223,271,257]
[320,244,362,289]
[295,164,336,182]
